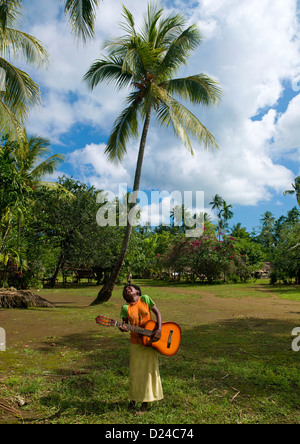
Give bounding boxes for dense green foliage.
[1,160,299,288]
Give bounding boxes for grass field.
[0,279,300,424]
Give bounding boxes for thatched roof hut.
[0,288,55,309]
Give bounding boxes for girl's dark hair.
[123,284,142,300]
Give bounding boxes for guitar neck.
[115,320,153,337]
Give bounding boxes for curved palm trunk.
[91,110,151,305]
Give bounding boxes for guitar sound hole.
[167,330,173,348]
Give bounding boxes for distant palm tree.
[219,200,233,236]
[84,4,222,303]
[259,211,275,252]
[170,204,192,232]
[210,194,224,239]
[209,194,223,212]
[221,200,233,222]
[0,0,49,138]
[283,176,300,207]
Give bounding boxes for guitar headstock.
[95,316,116,327]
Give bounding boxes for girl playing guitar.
[119,284,164,415]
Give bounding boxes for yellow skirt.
[129,343,164,403]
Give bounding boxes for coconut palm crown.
[85,4,222,162]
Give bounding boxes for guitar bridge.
[167,330,173,348]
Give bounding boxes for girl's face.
[124,286,140,303]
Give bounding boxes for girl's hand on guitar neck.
[119,320,129,332]
[151,305,162,342]
[151,328,161,343]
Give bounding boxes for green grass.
[0,279,299,424]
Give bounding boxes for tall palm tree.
[84,3,222,304]
[218,200,233,236]
[220,200,233,223]
[259,211,275,252]
[0,0,49,138]
[210,194,224,239]
[170,204,192,232]
[209,194,223,211]
[283,176,300,207]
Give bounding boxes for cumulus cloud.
[67,143,131,192]
[20,0,300,209]
[273,94,300,162]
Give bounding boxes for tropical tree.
[84,3,222,303]
[219,200,233,234]
[273,223,300,284]
[170,204,193,233]
[258,211,276,255]
[13,132,64,187]
[283,176,300,207]
[231,223,251,240]
[0,134,64,257]
[210,194,224,239]
[0,0,49,138]
[0,141,31,256]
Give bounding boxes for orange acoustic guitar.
[96,316,181,357]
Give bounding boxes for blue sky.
[18,0,300,233]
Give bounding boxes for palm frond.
[18,134,51,172]
[0,28,49,67]
[156,96,194,154]
[0,0,23,30]
[162,75,222,106]
[142,3,164,46]
[154,11,186,48]
[156,24,202,78]
[83,56,134,90]
[0,57,41,121]
[30,154,65,180]
[105,97,139,162]
[0,97,25,139]
[64,0,102,42]
[35,181,75,198]
[155,85,218,152]
[120,5,136,35]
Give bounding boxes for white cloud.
[273,94,300,158]
[19,0,300,209]
[67,143,131,192]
